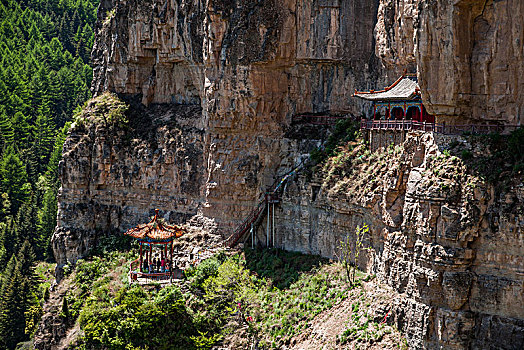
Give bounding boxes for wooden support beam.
[267,196,270,247]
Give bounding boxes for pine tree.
[0,215,16,264]
[32,106,56,169]
[0,253,16,301]
[0,148,30,215]
[0,240,37,349]
[15,194,39,257]
[0,112,14,149]
[11,111,30,149]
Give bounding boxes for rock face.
[274,132,524,349]
[52,0,524,348]
[53,95,206,268]
[374,0,524,124]
[55,0,382,267]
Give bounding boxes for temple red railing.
[360,119,520,135]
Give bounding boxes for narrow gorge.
[50,0,523,349]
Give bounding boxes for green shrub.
[188,256,221,290]
[75,257,108,293]
[309,118,359,165]
[508,127,524,162]
[461,149,473,160]
[79,285,197,349]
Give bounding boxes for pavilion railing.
[360,119,520,135]
[129,258,177,283]
[130,258,139,274]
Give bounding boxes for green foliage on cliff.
[309,118,360,166]
[0,0,99,347]
[72,92,129,130]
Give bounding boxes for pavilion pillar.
[373,103,376,119]
[170,241,174,281]
[139,243,143,272]
[267,195,270,247]
[149,244,152,266]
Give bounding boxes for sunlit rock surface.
[52,1,524,348]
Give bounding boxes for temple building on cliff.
[353,74,435,123]
[354,74,437,151]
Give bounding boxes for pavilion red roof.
[123,209,187,243]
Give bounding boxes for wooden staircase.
[224,164,302,248]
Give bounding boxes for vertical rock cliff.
[54,0,383,265]
[375,0,524,124]
[52,0,523,348]
[275,132,523,349]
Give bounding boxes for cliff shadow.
[243,248,328,290]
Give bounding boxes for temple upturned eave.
[353,75,420,102]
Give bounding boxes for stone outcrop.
[273,132,523,349]
[52,94,206,268]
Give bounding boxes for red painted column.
[139,243,143,272]
[170,241,174,277]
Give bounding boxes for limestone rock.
[275,132,524,349]
[374,0,524,124]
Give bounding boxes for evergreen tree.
[32,107,56,169]
[15,194,39,257]
[0,113,14,150]
[0,253,16,301]
[0,148,31,214]
[0,217,17,270]
[0,240,37,349]
[10,112,30,149]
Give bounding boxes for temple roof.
[123,209,187,243]
[353,75,420,101]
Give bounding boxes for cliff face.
[52,1,524,348]
[274,133,523,349]
[375,0,524,124]
[53,94,206,266]
[55,0,382,264]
